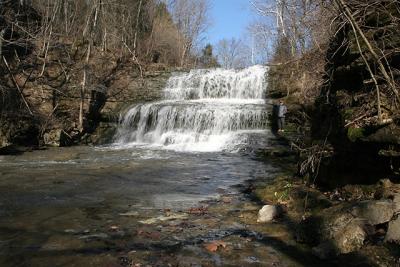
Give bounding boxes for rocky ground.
[252,129,400,267]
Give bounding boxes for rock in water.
[257,205,280,223]
[385,216,400,243]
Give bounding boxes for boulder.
[257,205,281,223]
[43,129,72,147]
[334,219,367,254]
[301,200,395,258]
[385,216,400,243]
[312,219,367,258]
[310,216,368,259]
[350,200,394,225]
[393,195,400,214]
[374,179,400,213]
[0,134,11,149]
[362,124,400,145]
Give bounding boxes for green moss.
[347,127,365,142]
[343,108,356,120]
[254,176,293,204]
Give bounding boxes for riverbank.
[249,122,400,266]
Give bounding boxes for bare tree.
[169,0,211,67]
[250,0,331,60]
[216,38,249,69]
[1,0,215,134]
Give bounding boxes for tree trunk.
[79,43,91,131]
[133,0,143,57]
[0,29,5,58]
[335,0,399,102]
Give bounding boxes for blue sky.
[206,0,253,46]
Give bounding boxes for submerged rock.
[257,205,281,223]
[139,213,188,224]
[119,211,140,217]
[78,233,109,241]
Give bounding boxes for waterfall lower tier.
[113,66,269,152]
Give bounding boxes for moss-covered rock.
[347,127,365,142]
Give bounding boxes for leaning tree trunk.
[0,29,5,58]
[335,0,399,103]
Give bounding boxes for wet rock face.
[43,129,72,147]
[87,86,108,123]
[310,1,400,187]
[84,122,117,145]
[0,115,39,151]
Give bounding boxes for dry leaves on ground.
[204,240,228,252]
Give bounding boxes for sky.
[206,0,254,46]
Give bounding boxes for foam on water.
[113,65,269,152]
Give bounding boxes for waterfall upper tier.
[164,65,267,100]
[114,65,269,152]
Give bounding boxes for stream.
[0,66,312,266]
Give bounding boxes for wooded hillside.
[0,0,216,149]
[256,0,400,186]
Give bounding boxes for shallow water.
[0,66,306,266]
[0,136,284,266]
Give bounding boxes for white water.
[114,65,269,152]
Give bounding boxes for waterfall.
[114,65,269,152]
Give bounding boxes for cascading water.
[113,65,269,152]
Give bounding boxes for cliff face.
[0,61,173,150]
[312,1,400,187]
[0,2,176,152]
[81,68,174,146]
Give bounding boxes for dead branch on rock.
[334,0,400,105]
[2,56,33,115]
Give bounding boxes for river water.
[0,66,301,266]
